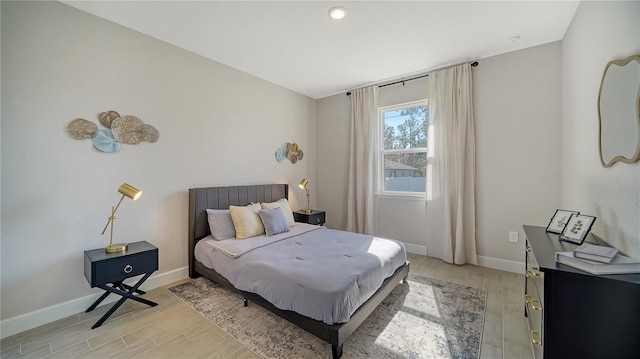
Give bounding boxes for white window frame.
[378,100,428,198]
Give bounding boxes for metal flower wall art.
[67,110,159,153]
[275,142,304,164]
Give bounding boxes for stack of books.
[555,243,640,275]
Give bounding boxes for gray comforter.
[194,224,407,325]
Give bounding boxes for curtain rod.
[346,61,479,96]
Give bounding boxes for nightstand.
[293,210,326,226]
[84,241,158,329]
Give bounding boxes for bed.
[188,184,410,358]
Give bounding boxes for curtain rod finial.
[471,61,479,67]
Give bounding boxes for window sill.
[375,193,426,201]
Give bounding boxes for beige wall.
[562,1,640,257]
[474,42,563,266]
[316,94,350,230]
[1,1,315,336]
[316,42,563,269]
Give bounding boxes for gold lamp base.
[106,243,128,253]
[303,209,312,213]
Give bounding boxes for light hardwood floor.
[1,253,533,359]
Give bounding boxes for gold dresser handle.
[531,330,542,346]
[526,269,543,278]
[525,294,542,311]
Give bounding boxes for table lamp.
[299,178,312,213]
[101,183,142,252]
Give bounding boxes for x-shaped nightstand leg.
[86,272,158,329]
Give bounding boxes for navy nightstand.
[293,210,326,226]
[84,241,158,329]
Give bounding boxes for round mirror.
[598,55,640,167]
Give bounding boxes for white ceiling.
[61,1,580,99]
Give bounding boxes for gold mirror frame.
[597,54,640,168]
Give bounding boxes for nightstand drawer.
[84,241,158,287]
[93,252,157,286]
[293,210,325,225]
[310,212,325,225]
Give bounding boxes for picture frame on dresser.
[559,213,596,245]
[546,209,580,234]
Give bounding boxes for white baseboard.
[404,243,427,256]
[0,266,189,339]
[404,243,523,274]
[477,255,524,274]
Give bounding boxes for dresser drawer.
[525,239,544,358]
[526,276,544,357]
[526,244,544,303]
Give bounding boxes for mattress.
[194,224,407,325]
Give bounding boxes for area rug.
[169,274,486,359]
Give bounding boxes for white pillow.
[261,198,295,227]
[229,203,264,239]
[206,209,236,240]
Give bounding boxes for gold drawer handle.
[124,264,133,274]
[530,330,542,346]
[525,294,542,311]
[526,269,542,278]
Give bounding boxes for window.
[379,100,428,195]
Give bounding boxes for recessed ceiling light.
[328,6,347,20]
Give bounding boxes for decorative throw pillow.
[261,198,295,227]
[206,209,236,240]
[229,203,264,239]
[257,207,291,237]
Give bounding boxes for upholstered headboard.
[188,184,289,277]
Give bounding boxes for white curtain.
[346,86,379,234]
[425,63,477,265]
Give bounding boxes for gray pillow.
[206,209,236,240]
[257,207,290,237]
